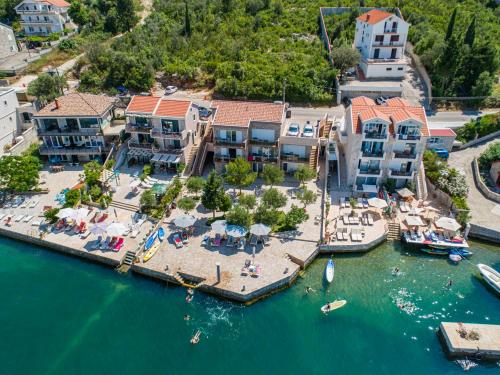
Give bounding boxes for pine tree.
[201,171,225,218]
[445,8,457,41]
[464,17,476,47]
[184,1,191,37]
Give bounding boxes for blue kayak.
[144,231,158,251]
[157,227,165,242]
[450,248,473,257]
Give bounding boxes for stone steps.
[387,221,401,241]
[122,250,136,266]
[109,200,139,212]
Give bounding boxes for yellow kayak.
[143,242,161,262]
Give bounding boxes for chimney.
[54,98,59,109]
[366,14,370,21]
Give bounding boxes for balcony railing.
[20,20,54,25]
[214,154,236,162]
[363,132,387,140]
[150,129,185,139]
[372,41,404,47]
[357,168,381,176]
[393,151,417,159]
[389,169,415,178]
[39,145,102,155]
[37,127,101,136]
[214,138,246,148]
[17,9,59,14]
[125,123,153,133]
[153,147,183,155]
[360,150,384,158]
[249,138,278,146]
[384,27,398,33]
[249,154,278,163]
[128,139,153,150]
[398,134,421,141]
[280,154,309,163]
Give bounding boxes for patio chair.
[249,234,258,246]
[212,233,221,247]
[173,233,183,248]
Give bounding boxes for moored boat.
[143,242,161,262]
[321,300,346,313]
[477,264,500,295]
[144,230,158,250]
[325,259,334,283]
[450,248,473,258]
[420,248,449,256]
[157,227,165,242]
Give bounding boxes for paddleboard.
[321,300,347,313]
[143,242,161,262]
[325,259,334,283]
[144,230,158,250]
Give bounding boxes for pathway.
[448,138,500,233]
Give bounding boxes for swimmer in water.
[393,267,400,275]
[305,286,315,294]
[184,314,191,321]
[446,279,453,289]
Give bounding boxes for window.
[386,68,392,71]
[22,112,31,122]
[427,137,442,145]
[397,67,404,71]
[161,119,179,133]
[79,118,99,128]
[375,35,384,42]
[390,35,399,42]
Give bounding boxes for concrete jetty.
[439,322,500,360]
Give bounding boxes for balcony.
[372,41,404,47]
[393,151,417,160]
[363,131,388,140]
[214,138,246,148]
[397,133,421,141]
[37,127,101,136]
[128,139,153,151]
[360,150,384,159]
[357,168,381,176]
[125,123,153,133]
[20,19,54,25]
[280,153,309,163]
[249,154,278,163]
[384,27,398,33]
[249,138,278,147]
[39,145,102,155]
[214,154,237,163]
[17,8,59,14]
[150,129,186,140]
[152,146,183,155]
[389,169,415,178]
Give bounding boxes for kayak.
[420,247,448,256]
[325,259,334,283]
[451,248,473,257]
[321,300,347,313]
[144,230,158,250]
[157,227,165,242]
[477,264,500,296]
[143,242,161,262]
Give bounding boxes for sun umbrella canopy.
[174,214,196,228]
[226,225,248,238]
[397,188,415,198]
[56,207,75,219]
[435,217,461,231]
[250,223,271,236]
[211,220,227,234]
[367,197,388,209]
[106,222,127,236]
[90,222,108,235]
[405,216,425,226]
[71,207,89,221]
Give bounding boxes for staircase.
[387,220,401,241]
[416,165,427,200]
[183,144,199,176]
[122,250,136,266]
[109,200,140,212]
[191,124,213,176]
[309,146,318,170]
[173,272,185,285]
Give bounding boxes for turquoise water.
[0,237,499,375]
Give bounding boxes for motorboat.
[321,300,347,313]
[403,230,469,249]
[325,259,334,283]
[477,264,500,295]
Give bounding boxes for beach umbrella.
[174,214,196,228]
[226,225,247,238]
[70,207,89,221]
[211,220,227,234]
[367,197,388,209]
[250,223,271,236]
[397,188,415,199]
[130,180,141,188]
[435,217,461,232]
[56,207,75,219]
[405,216,425,227]
[106,222,127,236]
[90,222,108,235]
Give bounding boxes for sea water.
[0,237,498,375]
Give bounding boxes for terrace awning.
[154,154,181,164]
[362,184,378,193]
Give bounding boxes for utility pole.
[282,78,287,104]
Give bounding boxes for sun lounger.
[97,213,108,223]
[90,212,99,223]
[31,220,41,227]
[227,236,235,247]
[14,215,24,222]
[23,215,34,223]
[212,233,221,247]
[352,216,360,225]
[361,214,368,225]
[249,234,258,246]
[20,200,28,208]
[130,228,139,238]
[238,238,246,250]
[29,199,39,208]
[80,230,91,239]
[181,231,189,244]
[344,197,350,208]
[173,233,183,248]
[336,230,343,241]
[342,215,349,225]
[113,237,124,251]
[93,236,103,250]
[108,237,118,249]
[362,198,369,208]
[367,214,374,226]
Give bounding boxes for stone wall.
[456,130,500,150]
[319,230,387,253]
[471,158,500,203]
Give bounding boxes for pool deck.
[439,322,500,360]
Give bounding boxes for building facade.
[0,23,18,57]
[0,88,19,156]
[125,96,199,171]
[427,128,457,152]
[33,93,116,163]
[341,96,428,192]
[354,9,408,79]
[15,0,71,36]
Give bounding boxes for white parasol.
[397,188,415,198]
[405,216,425,226]
[367,197,388,209]
[226,225,248,238]
[435,217,461,231]
[211,220,227,234]
[106,222,127,236]
[250,223,271,236]
[56,208,75,219]
[90,222,108,235]
[174,214,197,228]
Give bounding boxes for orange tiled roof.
[351,96,375,106]
[38,0,70,7]
[357,9,394,25]
[429,128,456,137]
[212,100,284,127]
[155,99,191,117]
[126,96,161,114]
[385,97,412,107]
[35,93,115,117]
[350,98,429,137]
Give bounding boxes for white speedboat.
[325,259,334,283]
[477,264,500,295]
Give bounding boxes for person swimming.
[186,295,193,303]
[305,286,315,294]
[184,314,191,321]
[190,330,201,345]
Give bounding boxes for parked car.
[164,86,178,95]
[303,124,315,137]
[287,123,300,136]
[432,148,449,159]
[375,96,389,105]
[198,107,211,119]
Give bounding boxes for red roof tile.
[154,99,191,117]
[357,9,393,25]
[385,97,412,107]
[39,0,70,7]
[35,93,115,117]
[429,128,456,137]
[212,100,284,127]
[126,96,161,114]
[358,107,391,123]
[351,96,375,106]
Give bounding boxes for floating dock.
[439,322,500,360]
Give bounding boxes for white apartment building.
[341,96,428,193]
[34,93,116,163]
[125,96,199,171]
[0,23,18,57]
[0,88,19,156]
[15,0,71,36]
[354,9,409,79]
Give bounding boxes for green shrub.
[64,189,81,207]
[478,142,500,169]
[456,114,500,143]
[58,39,78,51]
[89,184,102,200]
[44,207,60,224]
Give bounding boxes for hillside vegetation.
[74,0,498,103]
